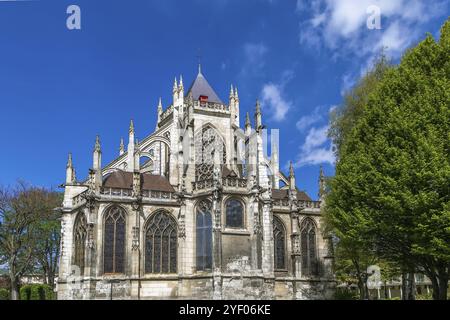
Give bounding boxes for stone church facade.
[57,67,336,300]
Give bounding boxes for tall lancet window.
[273,216,286,270]
[194,125,226,181]
[196,200,213,271]
[301,218,318,276]
[145,211,178,274]
[73,212,87,275]
[103,206,126,274]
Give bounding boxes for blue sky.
[0,0,448,199]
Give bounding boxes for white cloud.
[299,0,448,58]
[260,83,292,122]
[296,105,336,131]
[294,125,335,167]
[296,105,323,131]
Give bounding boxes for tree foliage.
[325,18,450,300]
[0,182,61,300]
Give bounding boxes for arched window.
[301,218,318,276]
[273,216,286,270]
[196,200,213,271]
[145,211,177,274]
[225,199,244,228]
[194,125,226,181]
[103,206,126,274]
[73,212,87,275]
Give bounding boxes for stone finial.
[129,119,134,134]
[319,165,326,198]
[94,135,101,153]
[234,87,239,100]
[67,152,73,168]
[255,99,261,114]
[255,99,262,129]
[245,112,251,128]
[158,97,163,112]
[179,75,183,89]
[119,138,124,155]
[289,161,296,191]
[173,77,178,92]
[229,84,234,99]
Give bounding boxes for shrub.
[416,292,433,300]
[334,288,359,300]
[0,288,9,300]
[20,285,32,300]
[20,284,55,300]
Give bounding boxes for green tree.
[326,19,450,300]
[0,182,61,300]
[33,192,62,289]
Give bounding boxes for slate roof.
[103,170,175,193]
[186,71,223,104]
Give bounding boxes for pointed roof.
[186,69,223,104]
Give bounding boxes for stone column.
[249,182,261,270]
[211,175,223,299]
[260,197,274,277]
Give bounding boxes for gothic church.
[57,67,336,299]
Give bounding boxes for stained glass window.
[195,126,227,181]
[225,199,244,228]
[145,211,177,274]
[273,216,286,270]
[301,218,318,276]
[74,212,87,275]
[103,206,126,274]
[196,200,213,271]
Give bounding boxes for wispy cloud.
[293,105,336,167]
[297,0,449,95]
[294,125,335,167]
[298,0,447,54]
[260,83,292,122]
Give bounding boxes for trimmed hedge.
[334,288,359,300]
[0,288,9,300]
[20,284,55,300]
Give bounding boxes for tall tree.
[33,192,62,289]
[326,19,450,300]
[0,182,60,300]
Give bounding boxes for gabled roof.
[186,71,223,104]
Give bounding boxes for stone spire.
[66,152,75,184]
[93,135,102,171]
[92,135,102,190]
[156,97,163,128]
[255,99,262,130]
[179,75,183,89]
[289,161,296,191]
[173,77,178,93]
[127,120,136,172]
[234,86,240,127]
[245,112,251,135]
[119,138,124,155]
[134,138,140,171]
[229,84,234,99]
[319,165,326,199]
[129,119,134,134]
